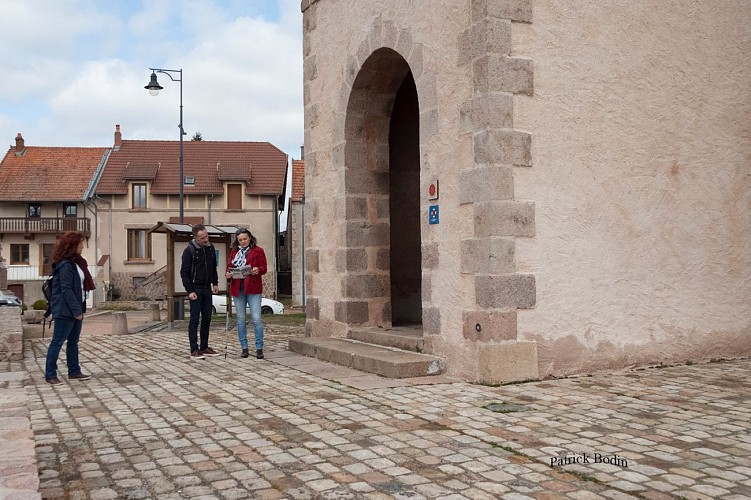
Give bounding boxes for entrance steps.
[289,327,444,378]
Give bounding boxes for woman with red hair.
[44,231,96,384]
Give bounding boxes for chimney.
[15,133,24,152]
[300,145,304,160]
[114,124,122,148]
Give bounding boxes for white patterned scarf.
[232,246,249,268]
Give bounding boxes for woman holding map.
[225,228,268,359]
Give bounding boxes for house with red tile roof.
[0,133,109,304]
[94,125,288,300]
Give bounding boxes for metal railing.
[0,217,91,236]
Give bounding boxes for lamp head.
[144,72,163,96]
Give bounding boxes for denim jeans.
[233,292,263,350]
[44,315,83,380]
[188,289,214,352]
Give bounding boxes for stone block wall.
[0,307,23,361]
[456,0,539,382]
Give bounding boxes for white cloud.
[0,0,304,163]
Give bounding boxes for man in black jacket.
[180,224,220,360]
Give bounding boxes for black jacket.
[180,240,219,293]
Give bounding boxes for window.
[127,229,152,261]
[132,183,147,209]
[63,203,77,217]
[227,183,242,210]
[10,244,29,265]
[28,204,41,218]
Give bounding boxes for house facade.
[94,126,288,301]
[300,0,751,382]
[0,134,107,305]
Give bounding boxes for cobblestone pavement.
[11,321,751,499]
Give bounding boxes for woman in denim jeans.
[44,231,96,384]
[224,228,267,359]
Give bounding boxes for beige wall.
[303,0,751,381]
[512,0,751,375]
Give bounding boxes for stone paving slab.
[9,320,751,499]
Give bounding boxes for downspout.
[84,148,111,306]
[207,194,213,225]
[94,194,113,293]
[273,196,279,300]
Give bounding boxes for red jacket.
[226,245,267,296]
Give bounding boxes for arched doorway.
[342,48,422,329]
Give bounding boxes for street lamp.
[145,68,185,224]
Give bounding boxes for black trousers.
[188,289,213,352]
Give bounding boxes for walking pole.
[224,290,230,360]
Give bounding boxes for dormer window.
[132,183,147,209]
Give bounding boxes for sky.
[0,0,304,224]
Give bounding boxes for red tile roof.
[291,159,305,202]
[0,145,107,201]
[97,140,288,196]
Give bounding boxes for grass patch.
[212,312,306,327]
[98,302,139,311]
[264,313,306,327]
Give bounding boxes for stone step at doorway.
[347,325,425,352]
[288,337,445,379]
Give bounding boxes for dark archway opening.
[389,72,422,326]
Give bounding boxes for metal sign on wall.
[429,205,439,225]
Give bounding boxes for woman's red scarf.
[73,254,96,292]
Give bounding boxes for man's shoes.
[241,349,249,358]
[45,377,62,385]
[256,349,264,359]
[201,347,220,357]
[190,350,205,360]
[69,373,91,381]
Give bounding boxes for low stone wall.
[0,308,23,361]
[0,387,41,499]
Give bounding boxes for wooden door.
[40,244,54,276]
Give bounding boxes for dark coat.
[50,260,86,318]
[180,240,219,293]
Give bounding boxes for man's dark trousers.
[188,288,213,352]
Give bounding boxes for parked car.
[0,290,22,307]
[211,294,284,315]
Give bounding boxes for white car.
[211,294,284,315]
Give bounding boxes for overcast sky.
[0,0,304,182]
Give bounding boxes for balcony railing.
[5,265,103,281]
[0,217,91,236]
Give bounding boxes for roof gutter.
[84,148,112,201]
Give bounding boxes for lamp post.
[145,68,185,224]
